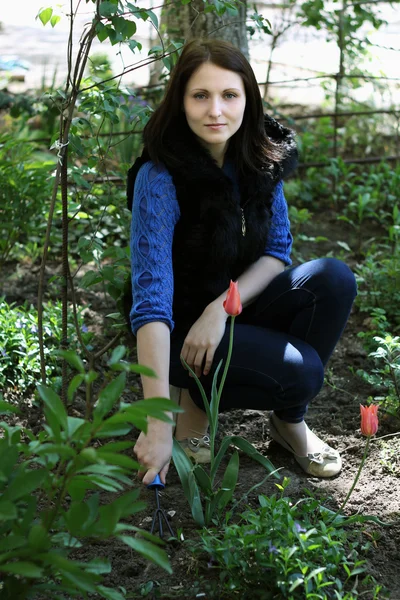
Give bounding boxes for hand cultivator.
[147,475,175,539]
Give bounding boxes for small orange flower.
[223,280,242,317]
[360,404,378,437]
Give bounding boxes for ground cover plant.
[1,0,400,598]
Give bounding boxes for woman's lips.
[205,124,226,130]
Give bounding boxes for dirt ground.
[2,214,400,599]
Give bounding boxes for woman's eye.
[194,94,206,100]
[225,93,237,99]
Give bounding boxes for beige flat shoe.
[178,435,211,464]
[269,416,342,478]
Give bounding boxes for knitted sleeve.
[129,161,180,335]
[264,180,293,266]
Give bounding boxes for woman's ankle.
[174,388,209,440]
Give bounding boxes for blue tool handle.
[147,474,165,490]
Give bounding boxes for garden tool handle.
[147,474,165,489]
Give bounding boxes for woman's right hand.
[134,420,173,486]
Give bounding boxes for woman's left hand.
[181,302,228,378]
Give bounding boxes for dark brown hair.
[143,39,284,172]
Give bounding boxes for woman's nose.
[209,97,222,118]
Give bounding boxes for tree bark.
[149,0,248,85]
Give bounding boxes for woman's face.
[183,62,246,162]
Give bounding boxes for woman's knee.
[287,350,325,403]
[306,257,357,299]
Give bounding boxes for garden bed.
[1,209,399,599]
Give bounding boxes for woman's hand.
[181,302,228,378]
[134,420,173,486]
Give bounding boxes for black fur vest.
[127,115,297,333]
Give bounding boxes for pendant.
[241,207,246,237]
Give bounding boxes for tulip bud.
[360,404,378,437]
[223,280,242,317]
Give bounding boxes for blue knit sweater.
[130,161,292,335]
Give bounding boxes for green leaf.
[35,443,77,460]
[96,451,139,471]
[96,22,109,42]
[28,524,49,550]
[79,270,103,288]
[50,14,61,27]
[85,558,111,575]
[0,535,26,552]
[211,435,279,481]
[57,350,85,374]
[0,400,21,415]
[94,372,126,421]
[96,422,132,438]
[96,585,126,600]
[172,439,204,526]
[37,384,68,431]
[99,1,119,17]
[108,345,126,364]
[119,535,172,573]
[68,374,85,402]
[38,7,53,26]
[193,464,212,494]
[0,561,43,578]
[3,468,47,502]
[218,450,239,511]
[0,500,17,520]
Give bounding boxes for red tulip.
[223,280,242,317]
[360,404,378,437]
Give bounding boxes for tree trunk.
[149,0,248,86]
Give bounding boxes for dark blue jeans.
[169,258,357,423]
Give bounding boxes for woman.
[127,39,357,486]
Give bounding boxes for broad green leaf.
[67,416,86,439]
[119,535,172,573]
[85,558,111,575]
[0,400,21,415]
[0,500,17,520]
[50,14,61,27]
[108,345,126,364]
[68,374,85,402]
[35,443,76,460]
[2,468,47,502]
[102,412,148,432]
[0,444,19,478]
[57,350,85,373]
[93,372,126,421]
[60,569,99,593]
[99,1,119,17]
[65,503,90,535]
[79,270,103,288]
[37,384,68,431]
[96,585,126,600]
[172,439,204,526]
[96,422,132,438]
[0,561,43,578]
[211,436,279,481]
[96,451,139,471]
[99,441,135,453]
[193,464,212,494]
[96,22,109,42]
[217,450,239,511]
[28,524,49,550]
[130,397,183,414]
[0,535,26,552]
[38,7,53,25]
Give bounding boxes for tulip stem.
[217,316,235,405]
[329,436,371,525]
